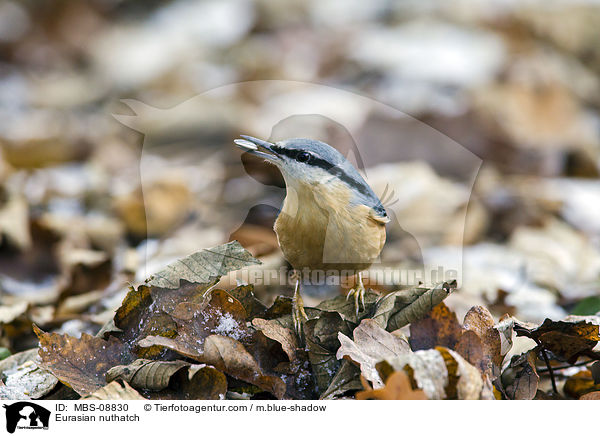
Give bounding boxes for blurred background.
[1,0,600,352]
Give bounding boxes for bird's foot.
[292,282,308,337]
[346,280,366,317]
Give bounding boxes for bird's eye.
[296,151,311,163]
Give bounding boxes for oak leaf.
[356,371,427,400]
[383,347,487,400]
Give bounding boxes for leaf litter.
[1,241,598,400]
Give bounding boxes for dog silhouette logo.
[3,402,50,433]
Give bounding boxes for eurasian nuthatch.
[234,135,389,332]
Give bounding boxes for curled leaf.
[500,351,539,400]
[495,315,516,356]
[106,359,190,391]
[252,318,299,366]
[373,281,456,330]
[319,360,362,400]
[304,312,350,394]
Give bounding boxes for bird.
[234,135,389,333]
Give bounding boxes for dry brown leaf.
[409,304,504,382]
[137,335,199,360]
[462,306,503,377]
[227,285,268,318]
[183,365,227,400]
[106,358,228,400]
[501,350,539,400]
[437,347,484,400]
[34,325,133,396]
[515,318,600,363]
[202,335,286,399]
[336,319,411,388]
[263,296,293,320]
[251,317,314,399]
[136,289,250,360]
[106,359,190,391]
[304,312,351,394]
[383,347,487,400]
[356,372,427,400]
[251,318,299,366]
[383,350,446,399]
[172,289,250,346]
[319,360,362,400]
[144,364,227,400]
[112,284,179,359]
[316,290,380,324]
[409,302,463,351]
[373,281,456,330]
[114,281,247,341]
[455,330,485,373]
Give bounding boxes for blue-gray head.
[234,135,388,219]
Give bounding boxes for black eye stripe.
[271,145,333,170]
[271,145,305,161]
[270,145,387,218]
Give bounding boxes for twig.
[538,346,558,394]
[537,359,596,373]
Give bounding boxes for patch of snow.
[212,311,245,341]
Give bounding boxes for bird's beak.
[234,135,280,162]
